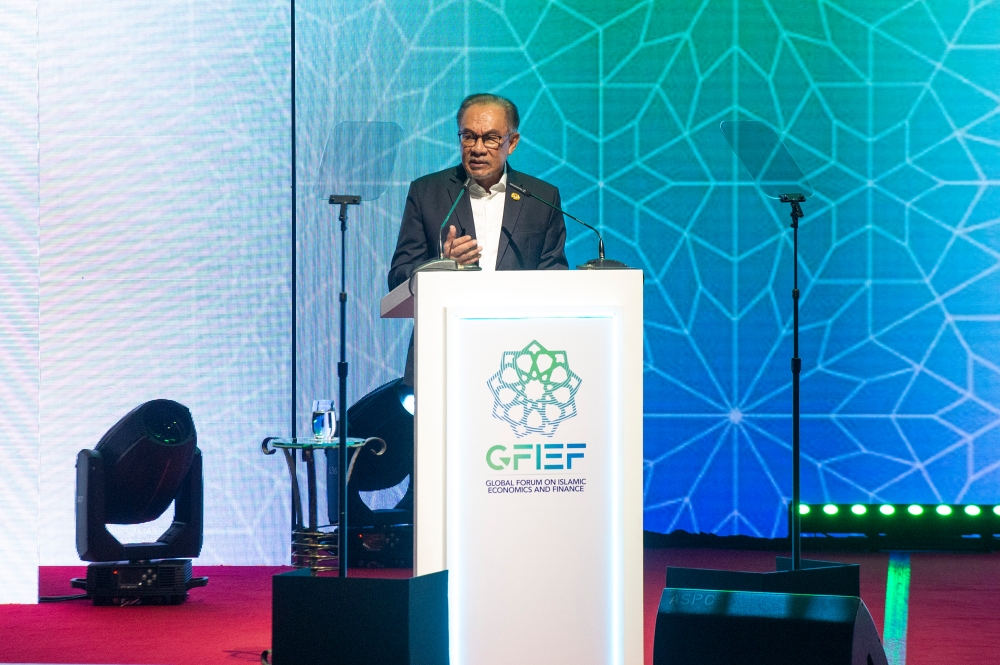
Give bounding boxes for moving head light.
[327,379,414,526]
[326,379,415,566]
[74,399,207,604]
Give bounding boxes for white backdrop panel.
[36,0,292,565]
[0,1,40,603]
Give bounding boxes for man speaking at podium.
[388,93,568,289]
[388,93,569,384]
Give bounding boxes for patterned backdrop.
[297,0,1000,537]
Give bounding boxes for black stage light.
[72,399,207,604]
[326,378,414,565]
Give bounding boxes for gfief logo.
[487,340,581,437]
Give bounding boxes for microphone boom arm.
[437,182,471,259]
[410,176,479,281]
[508,182,627,270]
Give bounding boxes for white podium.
[382,270,643,665]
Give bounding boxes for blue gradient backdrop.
[295,0,1000,537]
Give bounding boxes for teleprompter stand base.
[271,569,448,665]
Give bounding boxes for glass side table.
[262,436,386,573]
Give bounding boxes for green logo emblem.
[487,340,581,437]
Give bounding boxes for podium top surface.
[380,269,642,319]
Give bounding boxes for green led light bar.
[799,504,1000,543]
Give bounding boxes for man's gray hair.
[456,93,520,132]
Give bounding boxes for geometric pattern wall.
[298,0,1000,537]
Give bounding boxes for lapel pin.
[511,192,521,201]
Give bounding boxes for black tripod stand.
[659,121,859,595]
[329,193,360,577]
[782,193,805,569]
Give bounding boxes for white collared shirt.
[468,167,507,272]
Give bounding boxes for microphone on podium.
[438,176,473,258]
[413,176,479,274]
[507,182,628,270]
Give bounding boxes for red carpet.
[906,552,1000,665]
[2,566,409,664]
[0,549,994,664]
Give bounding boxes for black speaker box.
[653,587,887,665]
[272,569,448,665]
[666,557,860,597]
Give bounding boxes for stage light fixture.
[73,399,207,605]
[936,505,952,516]
[994,506,1000,516]
[879,504,895,516]
[798,504,810,515]
[327,378,415,565]
[965,505,981,516]
[823,504,838,515]
[851,504,866,515]
[908,505,923,515]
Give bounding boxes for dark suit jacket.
[388,165,568,290]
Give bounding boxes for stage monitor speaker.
[653,587,887,665]
[272,569,447,665]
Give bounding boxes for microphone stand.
[329,193,360,577]
[413,178,479,274]
[781,193,805,570]
[507,182,628,270]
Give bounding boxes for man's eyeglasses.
[458,131,509,150]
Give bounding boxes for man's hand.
[443,225,482,265]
